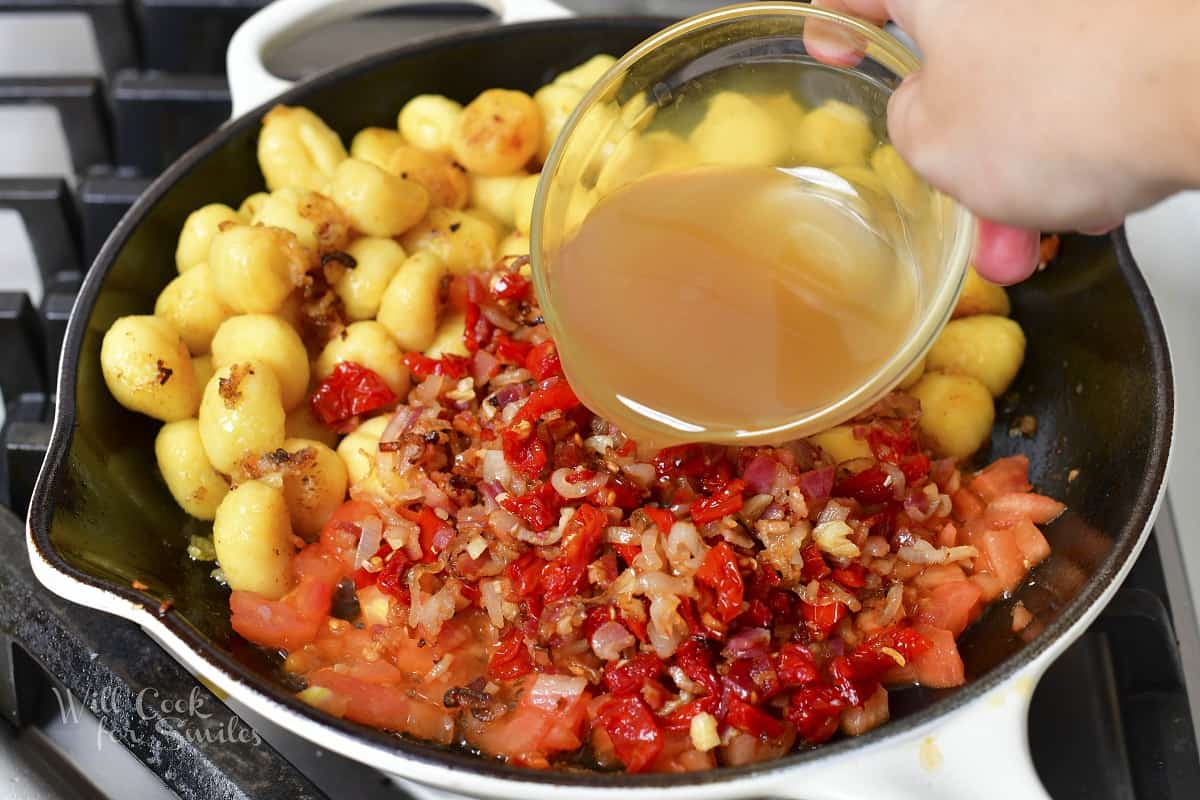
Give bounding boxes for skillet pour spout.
[26,13,1173,800]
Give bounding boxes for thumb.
[972,219,1040,286]
[885,71,940,184]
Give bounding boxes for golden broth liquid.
[551,164,919,441]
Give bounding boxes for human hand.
[809,0,1200,283]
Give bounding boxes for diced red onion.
[881,462,907,501]
[664,521,708,576]
[481,450,512,488]
[352,516,383,570]
[817,500,852,524]
[722,627,770,658]
[590,621,635,661]
[621,462,656,487]
[759,503,787,521]
[528,674,588,710]
[551,467,609,499]
[408,576,461,635]
[481,302,519,331]
[411,375,445,406]
[421,479,454,514]
[481,579,505,628]
[491,367,531,388]
[584,435,614,454]
[904,489,936,522]
[798,466,835,500]
[380,405,421,446]
[880,583,905,625]
[605,526,639,545]
[471,350,499,385]
[743,456,779,495]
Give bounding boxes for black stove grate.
[0,2,1197,798]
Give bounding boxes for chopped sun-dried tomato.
[501,481,563,532]
[659,695,720,731]
[488,629,533,680]
[374,552,411,603]
[866,421,919,463]
[776,642,820,687]
[309,361,397,428]
[603,653,664,695]
[540,504,605,602]
[833,466,893,505]
[598,695,662,773]
[801,598,847,640]
[506,551,545,598]
[900,452,932,483]
[491,271,531,301]
[413,506,453,562]
[402,352,470,381]
[524,340,563,380]
[799,543,830,581]
[675,637,721,696]
[513,376,580,427]
[640,506,676,535]
[786,684,844,745]
[463,301,493,354]
[700,459,733,493]
[694,541,745,623]
[690,479,746,524]
[725,696,785,739]
[831,563,867,590]
[845,625,932,686]
[591,472,646,511]
[652,444,706,480]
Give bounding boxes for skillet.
[26,1,1174,797]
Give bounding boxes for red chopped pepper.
[640,507,676,535]
[506,551,546,598]
[493,333,533,366]
[309,361,397,428]
[513,376,580,427]
[540,505,605,602]
[694,541,745,623]
[725,697,785,740]
[488,629,533,680]
[690,479,746,524]
[524,340,563,380]
[597,696,663,773]
[831,563,867,590]
[463,301,493,354]
[801,598,848,640]
[603,653,664,695]
[414,506,452,562]
[491,271,531,301]
[900,452,932,483]
[501,481,563,532]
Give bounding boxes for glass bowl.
[531,2,975,445]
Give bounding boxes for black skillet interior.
[28,16,1173,788]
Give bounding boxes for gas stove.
[0,2,1198,798]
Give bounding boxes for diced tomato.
[541,504,605,602]
[952,488,987,521]
[488,629,534,680]
[915,581,982,636]
[896,625,964,688]
[604,653,664,696]
[694,541,745,622]
[1011,517,1051,566]
[641,506,676,535]
[725,697,785,739]
[833,466,893,505]
[986,493,1066,525]
[965,523,1026,593]
[597,696,663,773]
[501,481,563,531]
[309,361,397,428]
[230,578,332,651]
[493,333,534,366]
[467,679,589,766]
[690,479,746,524]
[524,340,563,380]
[491,271,531,301]
[970,455,1032,502]
[307,669,454,744]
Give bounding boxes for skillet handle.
[770,660,1054,800]
[226,0,574,118]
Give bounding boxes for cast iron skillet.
[26,14,1173,795]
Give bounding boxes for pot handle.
[771,659,1053,800]
[226,0,574,118]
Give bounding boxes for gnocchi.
[176,204,242,273]
[192,353,214,390]
[376,251,445,352]
[400,207,497,275]
[285,402,339,449]
[212,479,294,599]
[510,173,540,236]
[329,158,430,237]
[926,315,1026,397]
[335,415,389,488]
[100,315,200,422]
[280,438,348,538]
[386,145,470,209]
[335,237,408,321]
[257,105,347,192]
[198,360,287,475]
[452,89,542,177]
[793,100,875,168]
[468,172,528,227]
[954,266,1012,318]
[208,224,303,314]
[690,91,789,167]
[210,314,310,411]
[153,263,231,355]
[155,419,229,519]
[533,83,584,164]
[809,425,872,464]
[425,311,469,358]
[398,94,463,153]
[315,320,409,396]
[910,372,995,459]
[553,54,616,92]
[350,126,406,169]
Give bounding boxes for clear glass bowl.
[531,2,975,445]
